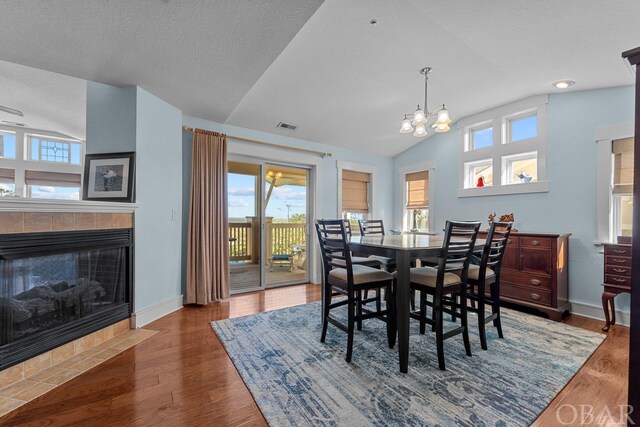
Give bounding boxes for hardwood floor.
[0,284,629,426]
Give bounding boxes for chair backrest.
[316,219,354,283]
[359,219,385,236]
[477,221,513,281]
[437,220,481,288]
[342,219,353,237]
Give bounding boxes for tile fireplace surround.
[0,200,148,418]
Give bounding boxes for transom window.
[0,126,84,200]
[458,95,548,197]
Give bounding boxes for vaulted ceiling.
[0,0,638,156]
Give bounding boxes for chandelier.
[399,67,451,137]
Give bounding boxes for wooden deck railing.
[228,221,306,262]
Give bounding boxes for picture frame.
[82,152,135,202]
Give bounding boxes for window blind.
[25,170,81,188]
[342,170,370,213]
[406,171,429,208]
[613,138,634,195]
[0,168,15,184]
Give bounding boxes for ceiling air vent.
[277,122,297,131]
[2,120,27,127]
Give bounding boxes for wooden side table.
[602,283,631,332]
[602,243,632,331]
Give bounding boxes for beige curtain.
[186,129,230,304]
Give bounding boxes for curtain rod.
[182,126,332,158]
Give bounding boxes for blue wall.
[393,86,635,317]
[134,88,183,312]
[85,81,137,154]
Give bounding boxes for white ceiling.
[0,60,86,139]
[0,0,638,156]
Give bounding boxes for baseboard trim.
[570,300,630,327]
[132,295,183,328]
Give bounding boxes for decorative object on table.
[477,176,485,187]
[398,67,452,137]
[488,213,515,231]
[517,172,533,183]
[82,152,135,202]
[488,212,496,224]
[499,213,514,223]
[212,302,604,427]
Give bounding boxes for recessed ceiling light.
[553,80,575,89]
[370,19,378,25]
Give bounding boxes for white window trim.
[594,122,634,245]
[397,161,435,232]
[0,125,84,198]
[457,95,549,197]
[336,160,376,220]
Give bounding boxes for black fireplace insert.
[0,228,133,370]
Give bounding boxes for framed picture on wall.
[82,152,135,202]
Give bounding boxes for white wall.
[393,85,635,322]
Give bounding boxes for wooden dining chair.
[315,219,395,362]
[358,219,397,272]
[407,220,481,370]
[465,221,512,350]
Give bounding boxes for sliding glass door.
[227,159,310,293]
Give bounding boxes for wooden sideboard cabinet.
[479,231,571,321]
[602,243,632,331]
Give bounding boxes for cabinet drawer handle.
[613,258,627,263]
[507,239,513,244]
[529,279,542,286]
[613,249,627,254]
[530,240,540,246]
[612,277,627,283]
[530,293,542,301]
[613,268,627,273]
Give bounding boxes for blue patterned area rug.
[211,302,605,426]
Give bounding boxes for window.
[0,131,16,159]
[502,151,537,185]
[612,137,633,238]
[406,171,429,230]
[341,170,370,232]
[28,135,82,164]
[464,159,493,188]
[25,170,82,200]
[458,95,548,197]
[0,126,84,200]
[0,168,15,197]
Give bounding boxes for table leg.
[602,291,615,332]
[395,251,411,373]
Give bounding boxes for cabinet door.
[501,237,520,270]
[520,247,551,275]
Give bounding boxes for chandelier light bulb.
[399,118,414,133]
[435,107,452,125]
[434,123,450,133]
[412,106,426,125]
[413,123,427,138]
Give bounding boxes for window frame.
[336,160,377,233]
[502,150,538,185]
[457,95,549,197]
[398,161,435,232]
[595,122,635,244]
[0,125,84,200]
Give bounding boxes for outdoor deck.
[230,263,307,292]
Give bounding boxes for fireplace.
[0,228,133,369]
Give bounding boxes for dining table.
[348,233,485,373]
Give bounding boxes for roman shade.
[613,138,634,195]
[25,170,81,187]
[0,168,15,184]
[342,170,369,213]
[406,171,429,209]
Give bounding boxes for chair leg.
[376,288,382,313]
[491,282,504,339]
[320,284,331,343]
[386,282,396,348]
[419,291,427,334]
[363,289,369,305]
[357,290,363,331]
[435,297,446,370]
[431,294,437,332]
[346,290,355,363]
[410,289,416,311]
[460,290,472,357]
[451,295,458,322]
[478,294,487,351]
